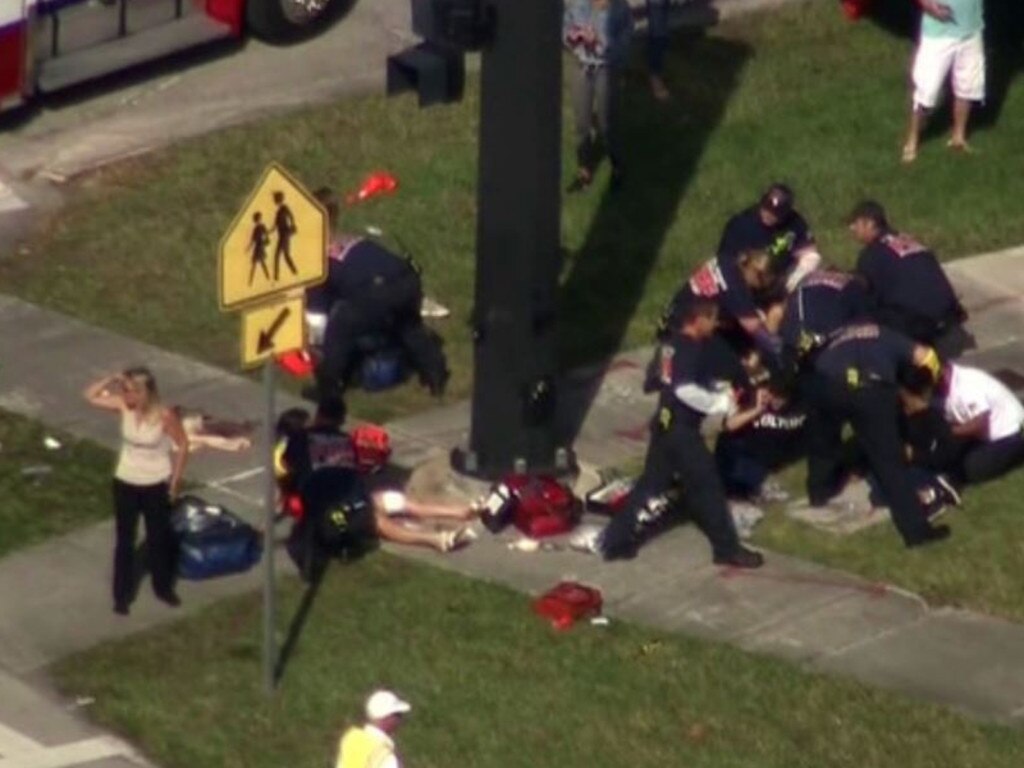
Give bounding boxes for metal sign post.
[217,161,327,695]
[262,362,277,695]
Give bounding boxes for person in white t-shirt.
[939,362,1024,482]
[901,362,1024,485]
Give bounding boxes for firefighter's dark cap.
[847,200,889,229]
[759,183,795,220]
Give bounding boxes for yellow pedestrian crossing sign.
[240,293,306,368]
[218,162,327,311]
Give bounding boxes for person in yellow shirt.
[336,690,411,768]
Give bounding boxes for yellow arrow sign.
[240,294,306,368]
[219,162,327,312]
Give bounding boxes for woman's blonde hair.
[122,366,161,416]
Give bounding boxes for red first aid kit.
[277,349,315,378]
[532,581,603,631]
[479,474,581,538]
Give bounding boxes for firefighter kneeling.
[305,187,449,402]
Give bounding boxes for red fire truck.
[0,0,338,112]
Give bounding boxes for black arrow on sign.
[257,306,291,354]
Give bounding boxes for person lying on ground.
[714,372,806,506]
[172,406,255,453]
[280,396,476,555]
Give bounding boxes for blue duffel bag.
[171,496,263,581]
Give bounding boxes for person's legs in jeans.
[112,479,141,613]
[646,0,671,100]
[715,434,769,499]
[140,482,177,602]
[592,65,623,183]
[570,64,596,187]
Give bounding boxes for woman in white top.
[84,367,189,615]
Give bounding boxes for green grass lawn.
[52,555,1024,768]
[0,411,113,556]
[2,1,1022,422]
[752,463,1024,622]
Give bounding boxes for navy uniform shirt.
[814,323,916,388]
[282,425,357,492]
[651,335,714,430]
[855,232,959,323]
[717,206,815,277]
[306,237,410,314]
[668,256,758,326]
[726,400,807,464]
[780,270,871,350]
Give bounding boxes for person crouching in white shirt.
[936,362,1024,484]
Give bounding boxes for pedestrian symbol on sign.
[218,162,327,311]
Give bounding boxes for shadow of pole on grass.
[274,555,328,686]
[272,469,407,686]
[556,28,751,446]
[865,0,1023,134]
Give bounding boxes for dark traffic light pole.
[389,0,573,478]
[458,0,572,478]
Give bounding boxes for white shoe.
[569,524,604,555]
[756,478,790,504]
[441,526,476,553]
[729,501,764,540]
[421,297,451,319]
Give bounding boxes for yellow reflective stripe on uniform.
[920,347,941,381]
[273,439,288,479]
[658,406,672,430]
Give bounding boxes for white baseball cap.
[365,690,412,721]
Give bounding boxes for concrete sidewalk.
[0,247,1023,734]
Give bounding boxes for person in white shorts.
[902,0,986,163]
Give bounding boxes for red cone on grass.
[345,171,399,206]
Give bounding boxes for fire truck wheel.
[246,0,339,42]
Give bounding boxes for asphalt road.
[0,0,416,182]
[0,0,797,186]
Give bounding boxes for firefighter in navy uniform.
[848,200,968,358]
[656,248,782,391]
[308,188,449,401]
[803,321,951,548]
[601,297,764,568]
[759,268,873,379]
[718,183,823,292]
